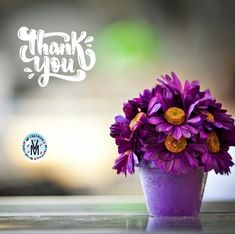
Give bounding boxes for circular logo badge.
[22,133,47,161]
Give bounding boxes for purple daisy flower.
[201,129,235,175]
[123,88,154,121]
[110,72,234,176]
[147,72,215,140]
[143,132,206,174]
[148,90,197,139]
[110,115,131,139]
[185,93,234,138]
[110,117,141,176]
[110,119,139,176]
[132,89,155,113]
[110,90,151,175]
[200,101,234,132]
[112,150,139,176]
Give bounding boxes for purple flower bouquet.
[110,72,235,217]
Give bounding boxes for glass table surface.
[0,196,234,233]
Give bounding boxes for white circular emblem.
[22,133,47,161]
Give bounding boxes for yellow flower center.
[206,112,214,122]
[164,107,186,125]
[206,132,220,153]
[164,135,187,153]
[129,112,145,131]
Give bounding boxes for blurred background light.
[96,20,162,69]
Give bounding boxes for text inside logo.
[22,133,47,161]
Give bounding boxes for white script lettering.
[18,26,96,87]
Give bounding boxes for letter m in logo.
[30,140,39,155]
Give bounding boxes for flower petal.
[156,123,173,132]
[171,72,182,92]
[173,127,182,140]
[181,128,191,138]
[187,116,201,124]
[148,97,161,115]
[213,122,223,128]
[185,152,198,168]
[148,117,163,125]
[184,124,198,134]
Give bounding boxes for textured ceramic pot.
[139,165,207,217]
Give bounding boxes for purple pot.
[139,165,207,217]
